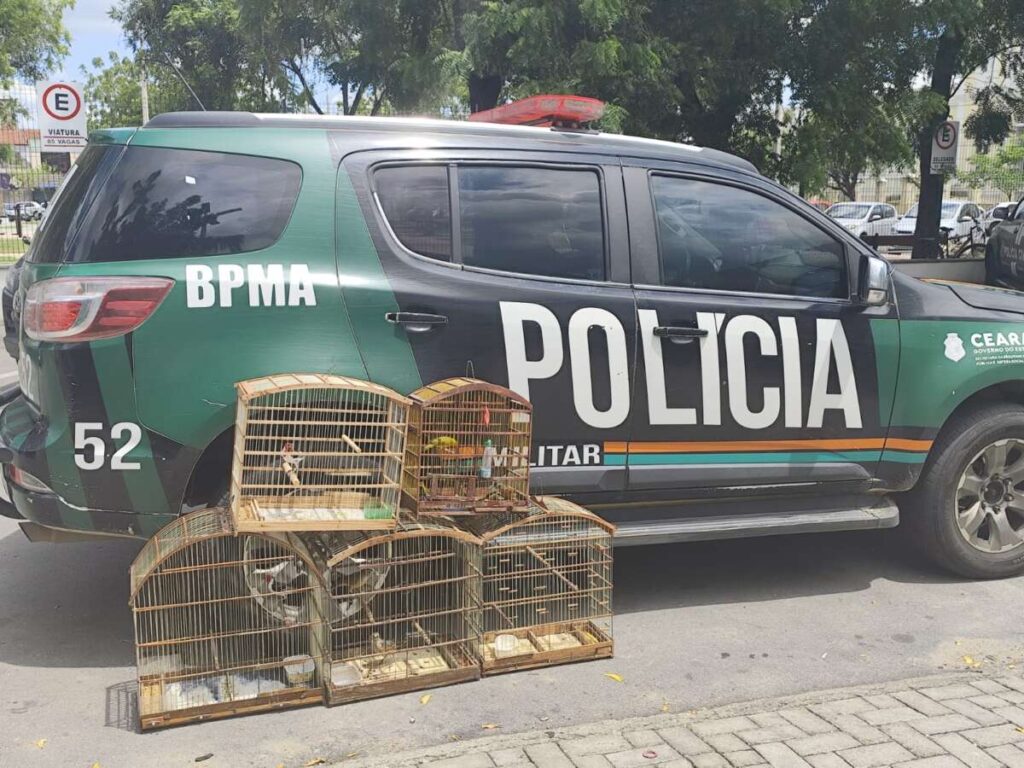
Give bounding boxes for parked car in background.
[3,201,44,222]
[985,198,1024,288]
[981,201,1017,236]
[824,202,898,238]
[2,257,23,360]
[895,200,983,240]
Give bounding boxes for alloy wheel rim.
[955,438,1024,554]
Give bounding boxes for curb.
[335,669,1013,766]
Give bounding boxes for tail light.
[24,277,173,342]
[7,465,52,494]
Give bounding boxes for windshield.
[904,203,961,218]
[826,203,871,219]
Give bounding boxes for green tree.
[113,0,283,111]
[905,1,1024,257]
[80,52,187,129]
[0,0,73,83]
[960,138,1024,200]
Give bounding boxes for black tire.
[902,403,1024,579]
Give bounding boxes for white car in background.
[824,202,898,238]
[895,200,983,239]
[981,201,1017,236]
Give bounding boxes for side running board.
[611,498,899,547]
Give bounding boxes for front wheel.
[903,404,1024,578]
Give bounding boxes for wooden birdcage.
[403,378,532,516]
[313,518,483,704]
[231,374,409,531]
[461,496,614,675]
[130,509,327,730]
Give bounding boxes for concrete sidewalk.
[340,670,1024,768]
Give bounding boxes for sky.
[55,0,130,81]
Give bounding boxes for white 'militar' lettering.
[185,264,317,308]
[501,302,863,430]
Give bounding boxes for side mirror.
[858,254,890,306]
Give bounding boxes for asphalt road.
[0,347,1022,767]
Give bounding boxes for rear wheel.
[904,404,1024,578]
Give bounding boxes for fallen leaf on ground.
[34,740,47,749]
[643,750,658,759]
[660,701,670,713]
[604,672,624,683]
[420,694,431,705]
[1017,727,1024,734]
[481,723,500,730]
[194,755,214,764]
[304,759,327,767]
[962,655,981,668]
[91,763,101,768]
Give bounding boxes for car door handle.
[385,311,448,333]
[653,325,708,343]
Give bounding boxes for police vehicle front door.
[623,164,894,494]
[338,149,637,501]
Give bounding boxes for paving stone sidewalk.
[340,671,1024,768]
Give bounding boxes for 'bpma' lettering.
[186,264,317,308]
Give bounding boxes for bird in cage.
[280,441,304,487]
[425,435,458,455]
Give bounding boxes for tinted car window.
[651,175,846,299]
[29,144,120,264]
[67,147,301,263]
[374,165,452,262]
[458,166,605,281]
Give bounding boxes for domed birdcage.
[402,378,532,516]
[231,374,409,531]
[460,496,614,675]
[130,509,327,730]
[312,518,483,704]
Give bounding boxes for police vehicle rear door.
[338,149,637,500]
[623,162,895,494]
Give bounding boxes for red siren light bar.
[468,94,606,128]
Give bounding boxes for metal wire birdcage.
[403,378,532,516]
[130,509,327,730]
[311,518,483,704]
[460,496,614,675]
[231,374,409,531]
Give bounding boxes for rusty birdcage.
[231,374,409,531]
[130,509,327,730]
[313,518,483,704]
[461,496,614,675]
[403,378,532,516]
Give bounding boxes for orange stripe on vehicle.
[882,438,933,452]
[604,438,906,454]
[604,438,933,454]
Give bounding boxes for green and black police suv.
[2,110,1024,580]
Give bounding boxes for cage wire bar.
[130,509,327,730]
[310,518,483,704]
[231,374,409,531]
[459,496,614,675]
[403,378,532,516]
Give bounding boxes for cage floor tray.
[327,642,481,705]
[138,674,322,730]
[232,498,397,532]
[482,621,612,674]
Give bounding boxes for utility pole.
[140,70,150,124]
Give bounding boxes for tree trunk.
[912,29,963,259]
[468,73,502,113]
